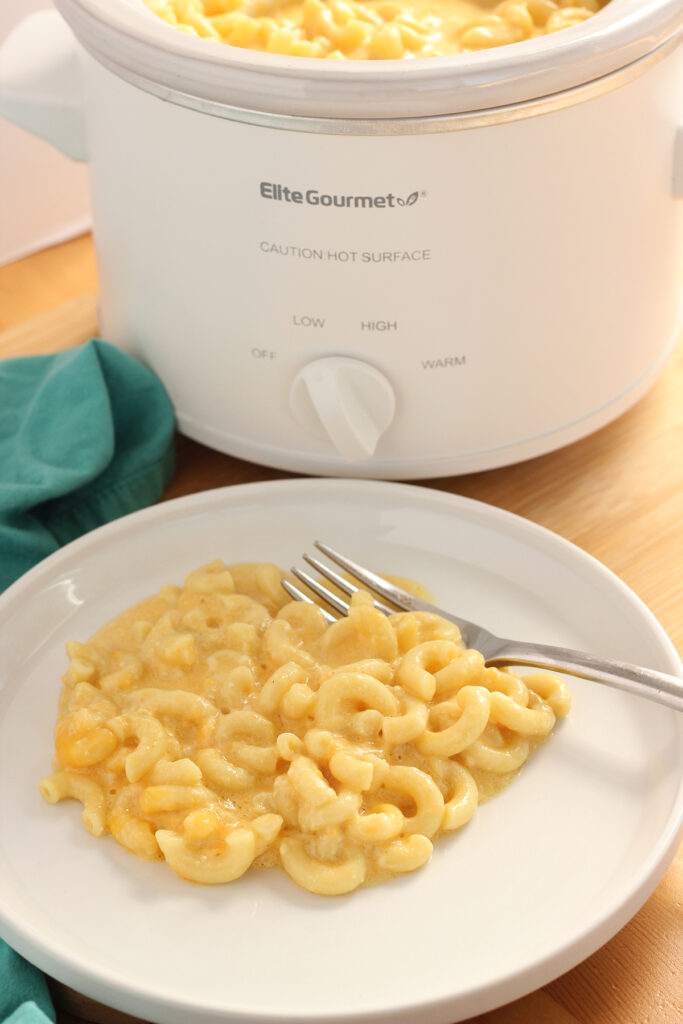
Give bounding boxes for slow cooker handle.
[675,125,683,198]
[0,10,87,162]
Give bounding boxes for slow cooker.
[1,0,682,478]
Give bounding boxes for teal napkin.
[0,338,176,1022]
[0,944,54,1024]
[0,339,175,592]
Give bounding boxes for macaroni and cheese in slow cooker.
[40,561,571,894]
[144,0,609,60]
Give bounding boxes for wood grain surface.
[0,236,681,1024]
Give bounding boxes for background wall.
[0,0,91,267]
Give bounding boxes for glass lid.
[54,0,683,119]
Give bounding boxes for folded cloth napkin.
[0,943,54,1024]
[0,338,175,592]
[0,338,176,1022]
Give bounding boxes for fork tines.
[284,541,417,621]
[280,578,337,623]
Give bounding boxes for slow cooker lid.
[55,0,683,119]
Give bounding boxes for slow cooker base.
[173,334,679,479]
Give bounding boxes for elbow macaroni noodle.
[40,561,571,894]
[143,0,608,61]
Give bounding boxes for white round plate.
[0,479,681,1024]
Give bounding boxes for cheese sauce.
[144,0,609,60]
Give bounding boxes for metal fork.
[281,541,683,714]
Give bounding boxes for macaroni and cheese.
[40,560,571,894]
[143,0,608,60]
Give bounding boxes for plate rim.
[0,477,681,670]
[0,476,681,1024]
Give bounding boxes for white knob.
[289,356,396,461]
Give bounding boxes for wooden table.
[1,236,681,1024]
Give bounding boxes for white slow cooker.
[1,0,682,478]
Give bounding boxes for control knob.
[289,356,396,461]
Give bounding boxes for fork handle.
[486,641,683,713]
